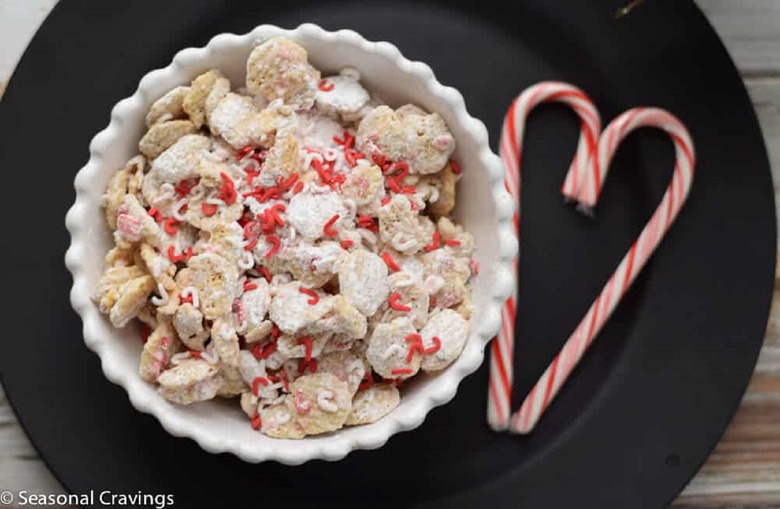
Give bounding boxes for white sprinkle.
[205,197,226,207]
[309,183,332,195]
[358,228,377,246]
[237,157,261,174]
[180,286,200,308]
[172,199,188,221]
[394,272,415,288]
[392,233,418,252]
[190,185,205,201]
[317,390,339,413]
[150,283,169,306]
[323,148,338,162]
[152,183,176,206]
[303,152,324,169]
[238,250,255,270]
[381,344,405,360]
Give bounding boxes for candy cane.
[510,108,695,433]
[488,82,602,430]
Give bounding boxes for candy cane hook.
[488,82,602,430]
[511,108,695,433]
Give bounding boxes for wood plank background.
[0,1,778,506]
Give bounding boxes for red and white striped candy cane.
[488,82,602,430]
[510,108,695,433]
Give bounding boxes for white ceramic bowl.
[65,23,516,464]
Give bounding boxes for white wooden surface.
[0,1,778,506]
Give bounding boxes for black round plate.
[0,0,774,507]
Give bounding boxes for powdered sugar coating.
[420,309,468,372]
[318,351,366,393]
[338,250,389,316]
[286,191,348,241]
[315,69,370,121]
[366,317,420,379]
[93,36,475,439]
[289,373,352,435]
[345,384,400,426]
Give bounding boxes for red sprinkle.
[201,202,218,216]
[293,181,305,194]
[371,153,389,171]
[386,177,402,193]
[382,253,400,272]
[298,337,314,363]
[264,236,281,258]
[237,145,254,160]
[251,413,262,430]
[424,336,442,355]
[243,281,258,292]
[251,149,267,162]
[260,209,276,233]
[450,159,462,175]
[260,266,272,282]
[271,324,280,339]
[300,358,318,374]
[311,159,333,185]
[323,214,340,237]
[245,237,258,251]
[424,231,441,251]
[333,131,355,148]
[147,207,162,222]
[167,245,193,263]
[381,196,391,206]
[163,218,178,235]
[332,173,346,187]
[277,173,299,190]
[344,148,365,167]
[299,287,319,305]
[445,239,462,247]
[245,169,260,188]
[175,179,195,198]
[401,185,417,194]
[179,293,193,305]
[390,367,413,376]
[252,341,277,360]
[358,372,375,391]
[189,350,202,359]
[388,293,411,312]
[279,368,290,392]
[340,239,354,249]
[252,376,270,396]
[387,161,409,181]
[271,202,286,214]
[217,172,237,205]
[405,333,425,363]
[318,79,335,91]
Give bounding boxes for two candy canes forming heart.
[487,82,696,434]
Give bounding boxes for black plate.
[0,0,774,507]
